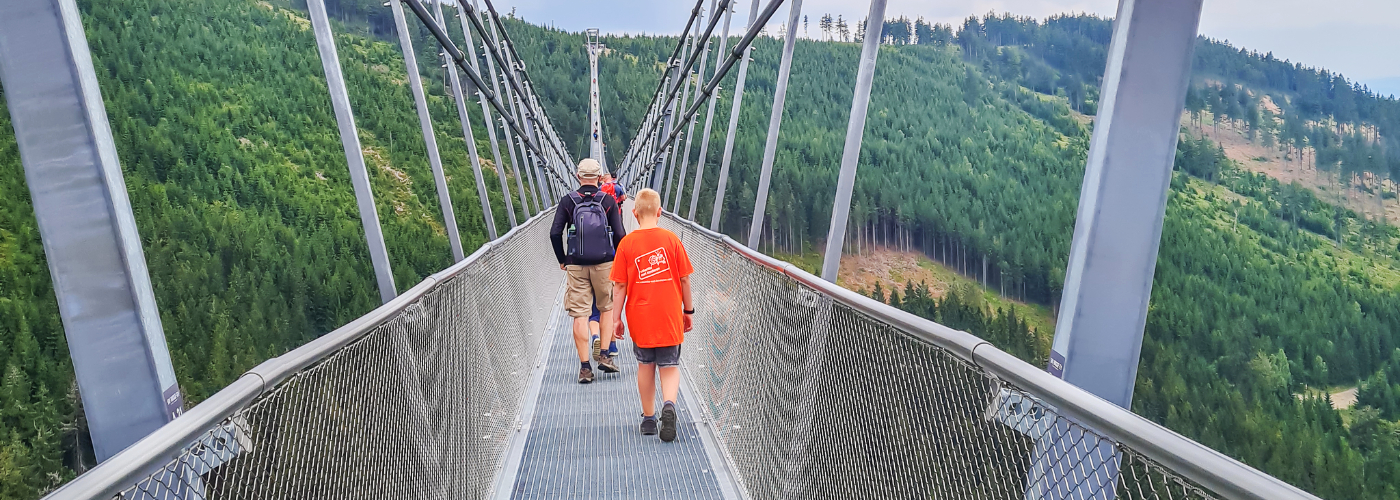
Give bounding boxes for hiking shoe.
[591,335,602,361]
[640,416,658,435]
[578,366,594,384]
[595,352,620,373]
[659,401,678,442]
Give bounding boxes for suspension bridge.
[0,0,1327,498]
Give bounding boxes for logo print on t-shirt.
[636,247,671,283]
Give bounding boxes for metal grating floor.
[507,306,732,500]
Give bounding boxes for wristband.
[683,308,695,315]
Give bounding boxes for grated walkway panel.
[508,306,731,500]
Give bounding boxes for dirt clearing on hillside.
[1185,114,1400,224]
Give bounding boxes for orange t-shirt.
[609,227,694,348]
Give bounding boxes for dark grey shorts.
[633,344,681,367]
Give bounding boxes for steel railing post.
[747,0,803,249]
[308,0,397,302]
[391,0,465,261]
[711,0,763,231]
[818,0,883,282]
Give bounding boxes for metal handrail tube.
[41,210,557,500]
[658,213,1320,500]
[618,0,786,183]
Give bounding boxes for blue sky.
[498,0,1400,99]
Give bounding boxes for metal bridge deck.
[501,305,737,500]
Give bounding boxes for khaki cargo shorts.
[565,262,613,318]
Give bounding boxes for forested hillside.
[4,1,1400,499]
[941,12,1400,222]
[0,0,541,494]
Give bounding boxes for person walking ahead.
[610,189,694,442]
[551,158,627,383]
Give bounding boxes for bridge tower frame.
[586,28,606,171]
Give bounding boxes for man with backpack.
[551,158,627,383]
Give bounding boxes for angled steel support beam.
[391,0,464,261]
[1039,2,1204,498]
[436,0,497,240]
[0,0,183,461]
[748,0,803,249]
[308,0,397,303]
[818,0,883,282]
[476,26,520,226]
[711,0,764,231]
[665,7,702,207]
[1049,0,1204,409]
[672,0,716,213]
[688,0,733,220]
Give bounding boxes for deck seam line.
[680,364,748,500]
[489,284,566,500]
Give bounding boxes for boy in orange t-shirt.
[610,188,694,442]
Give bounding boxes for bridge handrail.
[662,212,1318,500]
[42,210,557,500]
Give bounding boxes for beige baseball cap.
[576,158,603,179]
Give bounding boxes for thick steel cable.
[617,0,787,184]
[687,0,734,220]
[400,0,570,192]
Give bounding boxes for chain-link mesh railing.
[661,214,1318,500]
[44,211,563,500]
[45,207,1318,500]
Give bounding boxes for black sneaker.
[659,401,677,442]
[578,366,594,384]
[595,353,620,373]
[640,416,658,435]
